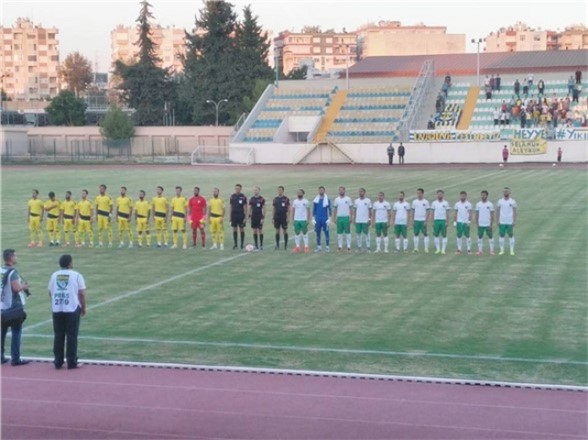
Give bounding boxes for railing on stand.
[398,59,435,142]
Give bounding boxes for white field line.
[24,253,248,331]
[23,333,588,366]
[11,357,588,393]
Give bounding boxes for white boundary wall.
[230,141,588,164]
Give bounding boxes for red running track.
[2,362,586,439]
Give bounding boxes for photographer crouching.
[1,249,31,366]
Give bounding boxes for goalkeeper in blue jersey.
[312,186,332,252]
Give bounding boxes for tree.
[285,65,308,80]
[60,52,93,97]
[45,90,87,126]
[100,106,135,142]
[242,78,271,112]
[113,0,171,126]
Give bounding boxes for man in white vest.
[48,254,86,370]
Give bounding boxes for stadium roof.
[348,50,588,78]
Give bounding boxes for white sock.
[295,235,301,247]
[424,236,430,250]
[346,234,351,248]
[413,236,419,250]
[403,238,408,251]
[434,237,440,251]
[456,237,462,251]
[303,234,309,247]
[489,239,495,252]
[478,238,483,252]
[356,235,362,248]
[509,237,515,252]
[442,237,447,251]
[499,237,505,251]
[384,236,389,251]
[466,237,472,251]
[376,237,381,250]
[338,235,343,248]
[365,234,370,249]
[395,238,400,250]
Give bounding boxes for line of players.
[26,184,518,255]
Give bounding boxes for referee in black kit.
[229,184,248,250]
[248,186,266,250]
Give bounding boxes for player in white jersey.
[431,189,450,254]
[454,191,473,254]
[353,188,372,252]
[392,191,411,253]
[496,187,517,256]
[332,186,352,252]
[372,192,391,253]
[291,189,311,253]
[410,188,430,253]
[475,190,495,255]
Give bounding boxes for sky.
[1,0,586,72]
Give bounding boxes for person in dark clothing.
[387,144,395,165]
[514,79,520,96]
[537,79,545,96]
[575,70,582,85]
[496,74,502,91]
[398,143,405,165]
[272,186,290,250]
[229,184,248,250]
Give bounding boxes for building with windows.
[0,18,60,100]
[274,30,357,75]
[484,22,588,52]
[355,21,465,58]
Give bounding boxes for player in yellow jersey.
[134,190,152,247]
[77,189,94,247]
[170,186,189,250]
[95,184,114,247]
[116,186,134,248]
[208,187,225,250]
[152,186,169,247]
[44,191,61,246]
[27,189,44,247]
[60,191,79,247]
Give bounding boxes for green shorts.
[477,226,493,239]
[355,223,369,234]
[337,216,350,234]
[394,224,407,238]
[375,222,388,237]
[433,220,447,237]
[294,220,308,234]
[456,222,470,238]
[413,220,428,236]
[499,224,514,237]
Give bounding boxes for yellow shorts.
[118,217,131,232]
[136,218,149,233]
[97,215,111,230]
[29,216,41,231]
[46,218,59,232]
[78,219,92,233]
[172,217,185,232]
[209,217,223,233]
[63,218,76,233]
[154,217,167,231]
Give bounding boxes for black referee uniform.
[249,195,265,249]
[272,195,290,249]
[230,192,247,249]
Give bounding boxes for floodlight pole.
[206,99,228,127]
[471,38,483,87]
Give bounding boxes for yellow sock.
[146,232,151,246]
[88,230,94,244]
[156,230,162,243]
[173,231,178,246]
[128,230,133,243]
[30,229,35,244]
[108,228,113,243]
[182,232,187,248]
[164,230,169,244]
[218,230,224,245]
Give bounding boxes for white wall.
[230,141,587,164]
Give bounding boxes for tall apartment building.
[111,24,186,73]
[355,21,465,58]
[274,30,357,75]
[484,22,588,52]
[0,18,60,100]
[558,25,588,50]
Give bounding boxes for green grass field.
[1,164,586,385]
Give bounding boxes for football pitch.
[1,164,586,386]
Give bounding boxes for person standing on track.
[312,186,331,252]
[48,254,86,370]
[27,189,44,248]
[272,186,290,250]
[249,186,266,250]
[188,187,207,249]
[502,145,509,166]
[208,188,225,250]
[398,143,405,165]
[229,184,248,250]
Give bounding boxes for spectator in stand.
[493,107,501,126]
[568,75,575,95]
[565,109,573,125]
[575,70,582,84]
[572,83,582,103]
[500,111,507,126]
[485,84,492,100]
[527,73,534,88]
[557,147,562,163]
[520,109,527,128]
[501,100,507,113]
[444,73,452,87]
[514,79,520,96]
[427,115,436,130]
[537,79,545,96]
[398,143,405,165]
[490,74,496,91]
[441,80,449,97]
[387,143,395,165]
[496,74,502,91]
[484,75,490,88]
[502,145,509,165]
[523,82,529,96]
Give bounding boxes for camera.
[23,289,31,297]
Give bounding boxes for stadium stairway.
[313,90,348,143]
[457,86,480,130]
